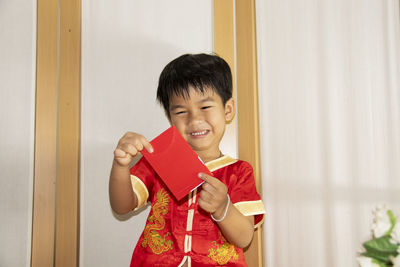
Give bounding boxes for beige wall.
[0,1,36,266]
[80,1,238,266]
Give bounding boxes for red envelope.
[141,126,212,200]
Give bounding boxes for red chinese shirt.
[129,155,265,267]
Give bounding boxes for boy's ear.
[224,97,235,123]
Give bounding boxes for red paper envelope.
[141,126,212,200]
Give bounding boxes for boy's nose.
[188,112,203,124]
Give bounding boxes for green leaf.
[371,258,389,267]
[362,236,399,264]
[386,210,397,236]
[362,252,390,264]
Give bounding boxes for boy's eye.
[175,111,186,115]
[201,106,212,110]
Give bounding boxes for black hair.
[156,53,232,116]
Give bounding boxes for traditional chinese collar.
[205,155,237,172]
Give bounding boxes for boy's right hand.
[113,132,153,167]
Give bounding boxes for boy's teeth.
[191,130,207,136]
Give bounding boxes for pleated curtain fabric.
[256,0,400,266]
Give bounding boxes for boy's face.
[167,86,235,162]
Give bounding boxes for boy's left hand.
[197,173,229,217]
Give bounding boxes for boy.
[109,54,265,266]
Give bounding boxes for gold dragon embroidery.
[208,232,239,265]
[141,188,173,254]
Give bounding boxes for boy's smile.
[168,86,235,163]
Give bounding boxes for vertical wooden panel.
[214,0,235,83]
[33,0,81,266]
[235,0,264,266]
[32,0,59,266]
[215,0,263,266]
[55,0,81,266]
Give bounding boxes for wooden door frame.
[32,0,81,266]
[32,1,58,265]
[32,1,261,266]
[214,0,263,266]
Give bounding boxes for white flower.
[372,205,392,238]
[391,221,400,244]
[391,251,400,267]
[357,256,380,267]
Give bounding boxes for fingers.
[198,188,228,214]
[198,173,227,195]
[131,134,153,153]
[198,188,217,213]
[199,188,214,202]
[200,181,218,196]
[117,133,152,154]
[198,173,228,213]
[142,140,154,153]
[197,197,213,212]
[198,173,220,188]
[114,132,153,166]
[113,147,132,166]
[118,142,139,157]
[114,148,126,158]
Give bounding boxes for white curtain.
[256,1,400,266]
[0,1,36,267]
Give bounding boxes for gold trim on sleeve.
[233,200,265,216]
[254,216,265,229]
[233,200,265,228]
[130,175,149,210]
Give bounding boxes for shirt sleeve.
[229,161,266,228]
[129,157,155,210]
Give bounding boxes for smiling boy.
[109,54,265,266]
